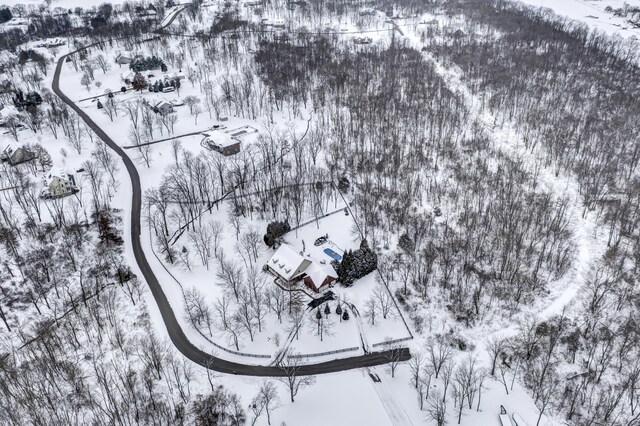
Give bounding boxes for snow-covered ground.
[2,0,131,7]
[4,0,631,423]
[517,0,640,41]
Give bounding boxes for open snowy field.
[517,0,640,40]
[1,0,132,7]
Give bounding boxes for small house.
[136,6,158,17]
[453,29,466,39]
[115,53,133,65]
[202,132,240,156]
[120,71,135,84]
[153,101,174,115]
[353,36,373,45]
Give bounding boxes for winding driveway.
[51,33,410,377]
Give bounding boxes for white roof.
[45,169,71,182]
[304,262,334,287]
[204,131,237,148]
[267,244,310,281]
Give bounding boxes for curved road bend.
[51,45,410,379]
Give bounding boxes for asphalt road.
[50,23,410,378]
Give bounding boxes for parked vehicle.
[162,86,175,93]
[314,234,328,246]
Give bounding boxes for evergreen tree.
[398,233,414,253]
[315,309,322,320]
[324,304,330,317]
[342,310,349,321]
[264,220,291,247]
[335,304,342,316]
[337,175,350,192]
[335,239,377,286]
[0,7,12,24]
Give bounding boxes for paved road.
[51,34,410,377]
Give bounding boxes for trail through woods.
[397,21,609,324]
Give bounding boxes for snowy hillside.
[0,0,639,425]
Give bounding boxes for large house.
[1,145,36,166]
[41,171,78,199]
[202,132,240,156]
[265,244,336,293]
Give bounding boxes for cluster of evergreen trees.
[149,77,180,92]
[263,220,290,247]
[334,240,377,286]
[13,89,42,110]
[0,7,12,24]
[129,55,166,72]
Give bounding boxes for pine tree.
[0,8,12,24]
[342,310,349,321]
[264,221,291,247]
[315,309,322,320]
[324,304,330,317]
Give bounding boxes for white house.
[265,244,312,284]
[264,244,336,292]
[120,71,135,84]
[41,171,78,199]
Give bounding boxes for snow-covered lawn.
[516,0,640,41]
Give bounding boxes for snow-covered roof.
[0,104,19,118]
[304,262,335,287]
[155,101,173,108]
[121,71,135,80]
[267,244,311,281]
[203,131,238,148]
[45,169,72,183]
